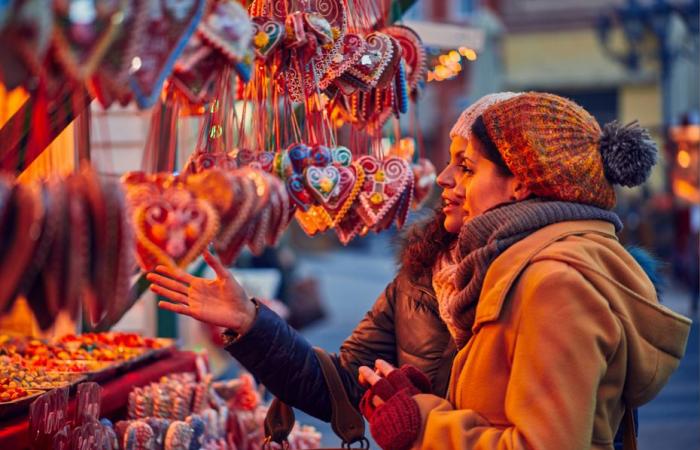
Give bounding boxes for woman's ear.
[509,179,531,201]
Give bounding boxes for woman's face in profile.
[437,135,521,233]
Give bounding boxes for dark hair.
[397,208,457,280]
[472,115,512,177]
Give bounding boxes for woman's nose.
[437,165,455,189]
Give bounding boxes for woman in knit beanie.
[359,92,692,450]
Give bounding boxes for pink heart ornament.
[356,155,411,228]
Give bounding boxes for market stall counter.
[0,349,198,449]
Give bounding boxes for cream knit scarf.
[432,199,623,349]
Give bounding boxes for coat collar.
[472,220,618,331]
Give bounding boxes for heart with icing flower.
[134,187,219,271]
[251,17,284,59]
[356,155,411,229]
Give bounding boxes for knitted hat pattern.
[450,92,521,141]
[479,92,657,210]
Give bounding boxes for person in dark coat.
[143,93,542,421]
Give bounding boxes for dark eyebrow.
[462,155,476,164]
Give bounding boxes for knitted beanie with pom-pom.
[476,92,657,209]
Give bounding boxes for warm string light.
[427,46,478,82]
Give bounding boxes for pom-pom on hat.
[478,92,658,210]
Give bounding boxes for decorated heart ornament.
[197,0,253,63]
[184,150,238,173]
[90,0,147,108]
[286,173,313,211]
[309,144,332,167]
[412,158,436,208]
[344,32,394,89]
[171,36,223,107]
[134,188,219,271]
[383,25,426,95]
[356,155,411,229]
[52,0,128,82]
[320,33,365,89]
[294,205,332,236]
[305,165,340,204]
[248,151,275,172]
[0,0,53,90]
[129,0,205,109]
[287,143,311,174]
[250,16,283,59]
[331,146,353,167]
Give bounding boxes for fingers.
[203,250,230,280]
[374,359,396,377]
[146,272,189,295]
[158,301,191,316]
[150,284,189,305]
[358,366,381,386]
[153,265,195,285]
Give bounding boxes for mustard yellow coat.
[413,220,691,450]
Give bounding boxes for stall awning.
[401,20,485,51]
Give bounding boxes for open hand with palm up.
[146,250,257,335]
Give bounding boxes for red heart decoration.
[286,173,313,211]
[412,158,436,208]
[383,25,426,94]
[251,17,284,59]
[248,151,275,172]
[197,0,253,63]
[90,0,148,108]
[184,150,238,174]
[344,32,394,89]
[0,0,53,90]
[129,0,206,109]
[134,187,219,271]
[334,207,364,245]
[356,155,411,229]
[52,0,127,81]
[171,37,224,107]
[320,33,366,89]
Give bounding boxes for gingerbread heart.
[305,165,340,204]
[52,0,128,82]
[184,150,237,173]
[0,179,44,313]
[249,151,275,172]
[294,205,332,236]
[356,155,411,229]
[171,38,223,107]
[236,148,256,166]
[286,173,313,211]
[383,25,426,95]
[0,0,53,90]
[129,0,206,109]
[412,158,436,208]
[197,0,253,63]
[134,188,219,271]
[287,143,311,174]
[251,17,283,60]
[344,32,394,89]
[320,33,365,89]
[329,163,363,224]
[212,175,256,263]
[334,207,364,245]
[309,145,332,167]
[90,0,148,108]
[331,146,352,167]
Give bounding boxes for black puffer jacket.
[225,261,456,422]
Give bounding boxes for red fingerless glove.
[358,365,431,450]
[360,365,432,420]
[370,389,421,450]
